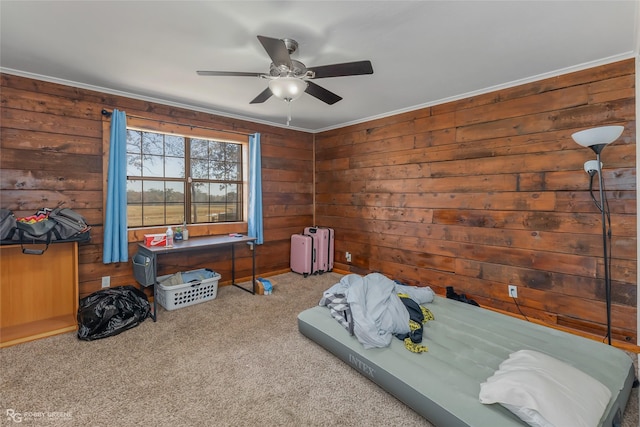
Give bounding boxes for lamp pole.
[594,150,612,345]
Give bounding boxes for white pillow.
[479,349,611,427]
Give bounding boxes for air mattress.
[298,295,635,427]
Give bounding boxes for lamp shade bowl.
[571,125,624,148]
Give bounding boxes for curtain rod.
[101,109,254,137]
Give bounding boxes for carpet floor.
[1,271,637,426]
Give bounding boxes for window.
[125,126,246,228]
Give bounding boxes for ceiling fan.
[197,35,374,105]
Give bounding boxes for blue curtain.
[248,133,264,244]
[103,109,129,263]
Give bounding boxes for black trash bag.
[77,285,151,341]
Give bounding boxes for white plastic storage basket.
[156,269,221,311]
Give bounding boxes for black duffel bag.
[77,286,151,341]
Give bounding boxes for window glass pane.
[143,181,164,203]
[192,182,209,202]
[210,141,224,159]
[227,163,239,181]
[127,180,143,227]
[192,203,210,223]
[127,153,142,176]
[225,205,240,222]
[226,143,240,161]
[127,130,142,153]
[127,207,142,227]
[143,155,164,177]
[165,135,185,157]
[165,182,184,203]
[142,132,163,155]
[209,161,225,180]
[191,139,209,159]
[144,203,165,227]
[227,143,240,156]
[210,183,226,200]
[209,184,225,222]
[165,156,185,178]
[127,180,142,203]
[191,159,208,179]
[209,203,225,222]
[166,204,184,225]
[226,184,238,202]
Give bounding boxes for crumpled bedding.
[319,273,435,349]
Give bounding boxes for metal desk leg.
[152,253,157,322]
[230,241,256,294]
[252,243,256,294]
[231,244,235,285]
[147,250,157,322]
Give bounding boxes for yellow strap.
[397,293,434,353]
[404,337,428,353]
[422,307,435,322]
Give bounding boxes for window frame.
[102,115,250,242]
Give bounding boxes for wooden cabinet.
[0,242,78,347]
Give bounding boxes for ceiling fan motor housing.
[269,60,310,78]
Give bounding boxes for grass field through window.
[127,205,238,227]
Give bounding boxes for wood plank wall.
[0,74,313,298]
[0,59,636,344]
[314,59,637,344]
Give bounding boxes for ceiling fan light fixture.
[268,77,307,102]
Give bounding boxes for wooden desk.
[136,235,256,321]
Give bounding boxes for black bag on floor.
[77,286,151,341]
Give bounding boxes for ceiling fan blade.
[307,60,374,79]
[257,35,292,69]
[250,87,273,104]
[305,81,342,105]
[197,71,263,77]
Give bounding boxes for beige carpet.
[1,272,637,426]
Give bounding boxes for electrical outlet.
[101,276,111,288]
[345,252,352,263]
[508,285,518,298]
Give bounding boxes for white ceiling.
[1,1,637,132]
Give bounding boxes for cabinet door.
[0,242,78,347]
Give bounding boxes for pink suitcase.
[290,233,315,277]
[304,226,334,274]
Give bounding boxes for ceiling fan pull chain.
[287,100,292,126]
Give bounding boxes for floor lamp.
[571,125,624,345]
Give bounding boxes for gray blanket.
[320,273,435,349]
